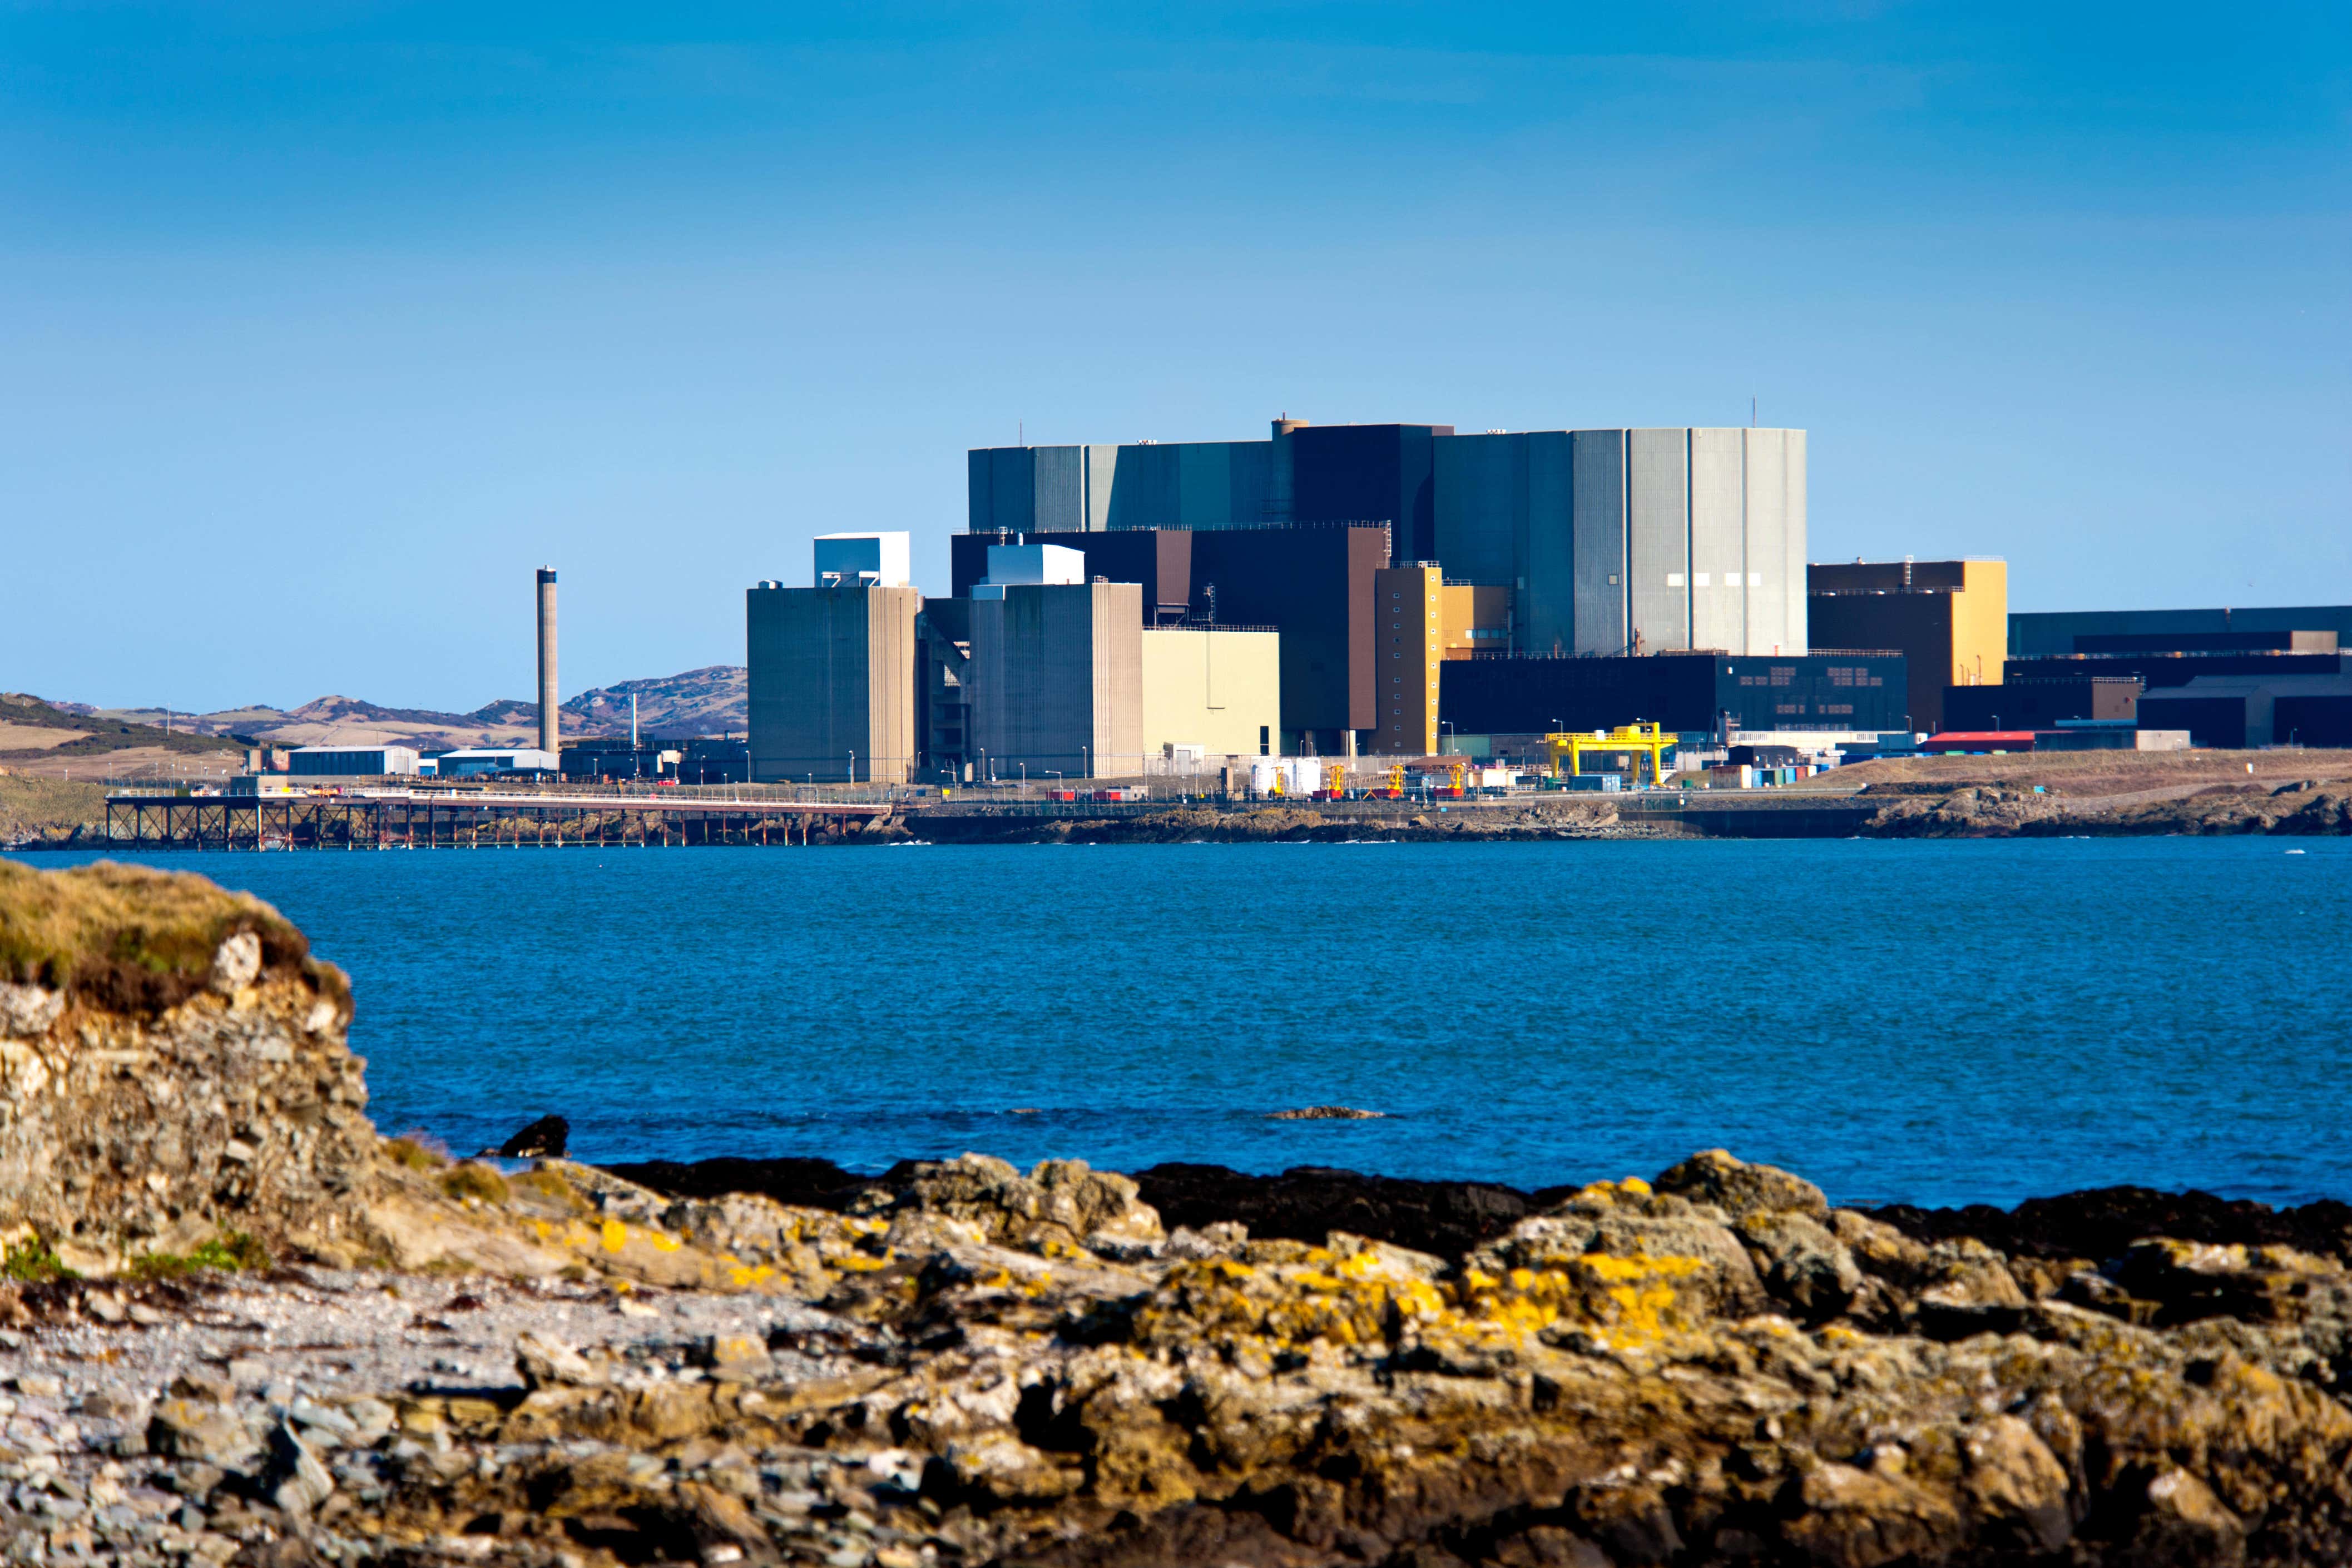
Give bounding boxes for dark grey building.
[2010,605,2352,657]
[1439,652,1907,738]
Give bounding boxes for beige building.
[746,582,922,783]
[1139,627,1281,760]
[1806,559,2008,732]
[965,580,1144,780]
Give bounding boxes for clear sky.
[4,2,2346,713]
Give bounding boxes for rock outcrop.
[0,859,370,1272]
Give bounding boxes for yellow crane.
[1545,721,1677,787]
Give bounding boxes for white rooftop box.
[814,532,912,589]
[983,542,1087,587]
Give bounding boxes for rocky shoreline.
[8,859,2352,1566]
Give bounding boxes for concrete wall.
[746,584,921,782]
[966,582,1143,778]
[1627,430,1691,654]
[1568,430,1630,656]
[1373,565,1443,755]
[1139,628,1280,758]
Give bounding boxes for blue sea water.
[14,838,2349,1210]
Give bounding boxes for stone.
[1737,1209,1864,1324]
[0,983,63,1040]
[696,1334,771,1382]
[1654,1148,1830,1220]
[7,1375,62,1398]
[514,1332,602,1390]
[208,932,262,995]
[146,1401,257,1464]
[168,1372,234,1407]
[263,1420,333,1517]
[496,1114,569,1159]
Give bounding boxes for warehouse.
[286,745,420,777]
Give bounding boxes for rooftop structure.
[814,532,912,589]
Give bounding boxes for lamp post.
[1081,745,1090,780]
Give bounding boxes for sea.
[14,837,2349,1212]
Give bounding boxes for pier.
[101,789,893,851]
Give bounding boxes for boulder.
[1655,1148,1830,1220]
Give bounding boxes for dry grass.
[440,1163,512,1205]
[0,857,340,1013]
[384,1135,449,1171]
[0,776,109,840]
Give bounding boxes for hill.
[35,665,750,761]
[0,692,245,761]
[563,665,745,738]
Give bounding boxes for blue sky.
[4,2,2346,712]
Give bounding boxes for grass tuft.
[126,1232,271,1279]
[1,1235,78,1283]
[440,1163,511,1205]
[384,1134,449,1171]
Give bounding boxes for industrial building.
[1138,626,1280,761]
[968,419,1443,556]
[286,745,420,777]
[1439,652,1907,741]
[435,747,557,777]
[953,523,1385,752]
[559,739,680,781]
[1944,676,2140,731]
[1370,565,1527,755]
[2010,604,2352,657]
[970,417,1808,663]
[964,579,1144,780]
[746,538,923,783]
[1808,559,2007,731]
[2137,675,2352,750]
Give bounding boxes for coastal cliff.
[4,859,2352,1565]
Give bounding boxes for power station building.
[970,418,1807,664]
[953,523,1385,753]
[747,537,923,783]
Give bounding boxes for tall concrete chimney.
[536,567,559,757]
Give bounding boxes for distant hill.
[41,665,749,756]
[0,692,244,758]
[565,666,746,739]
